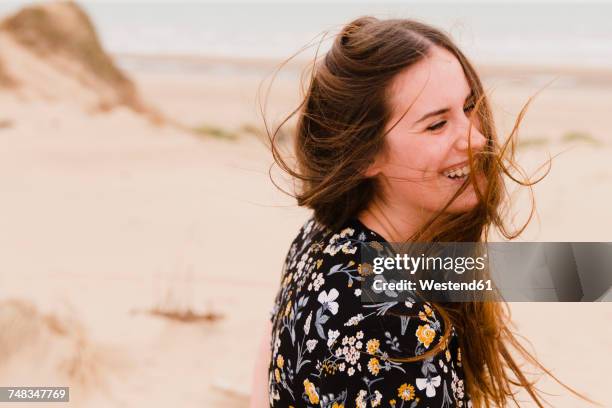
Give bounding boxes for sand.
[0,7,610,406]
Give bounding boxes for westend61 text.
[372,279,494,292]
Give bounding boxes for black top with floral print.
[268,216,472,408]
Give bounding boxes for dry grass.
[0,119,14,129]
[141,269,224,324]
[148,307,224,323]
[0,298,119,389]
[562,131,603,146]
[192,124,239,141]
[517,135,550,149]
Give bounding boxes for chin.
[443,190,482,214]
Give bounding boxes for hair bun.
[339,16,378,46]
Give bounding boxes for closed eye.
[425,96,476,132]
[464,102,476,113]
[426,121,446,131]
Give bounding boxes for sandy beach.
[0,2,610,407]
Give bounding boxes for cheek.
[384,137,448,179]
[382,141,453,208]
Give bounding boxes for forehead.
[387,46,471,123]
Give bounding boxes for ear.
[364,155,383,178]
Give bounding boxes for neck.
[358,196,433,242]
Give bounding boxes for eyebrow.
[413,90,475,125]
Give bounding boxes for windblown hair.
[264,16,594,408]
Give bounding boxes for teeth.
[443,165,470,178]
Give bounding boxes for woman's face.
[367,46,487,217]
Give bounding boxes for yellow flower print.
[321,361,337,375]
[366,338,380,354]
[419,304,434,321]
[316,259,323,269]
[369,241,384,251]
[367,357,380,375]
[274,368,281,382]
[284,300,292,317]
[331,403,344,408]
[277,354,284,368]
[389,399,396,407]
[303,379,319,404]
[416,324,436,348]
[398,383,415,401]
[358,263,373,276]
[424,304,433,316]
[445,349,451,362]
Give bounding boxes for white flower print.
[296,253,310,274]
[304,311,312,335]
[344,313,364,326]
[306,339,318,353]
[312,273,325,291]
[355,389,367,408]
[372,390,382,407]
[341,243,358,254]
[327,329,340,347]
[301,218,314,239]
[317,288,339,315]
[323,227,357,256]
[338,341,360,365]
[439,358,449,373]
[272,336,281,357]
[416,375,442,397]
[452,369,466,401]
[340,227,354,238]
[354,288,362,296]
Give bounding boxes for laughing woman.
[250,17,592,408]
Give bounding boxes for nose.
[455,120,487,153]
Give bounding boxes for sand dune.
[0,1,159,120]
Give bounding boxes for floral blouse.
[268,216,472,408]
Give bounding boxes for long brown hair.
[263,16,596,408]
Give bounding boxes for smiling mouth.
[441,164,471,181]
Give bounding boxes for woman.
[251,17,592,408]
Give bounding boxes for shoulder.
[306,218,450,360]
[282,214,451,358]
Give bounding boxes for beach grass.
[191,124,239,140]
[518,135,550,149]
[561,131,603,146]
